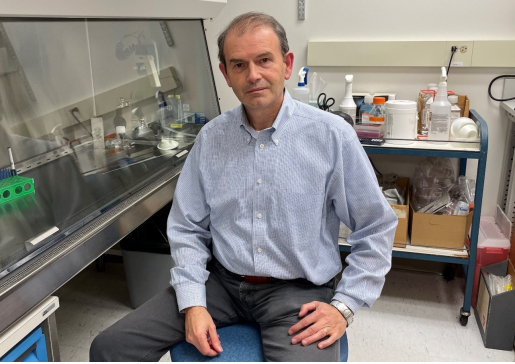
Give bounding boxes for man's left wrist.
[330,300,354,327]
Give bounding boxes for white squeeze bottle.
[293,67,310,104]
[339,75,357,124]
[428,67,451,142]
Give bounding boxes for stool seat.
[169,323,348,362]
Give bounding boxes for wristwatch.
[330,300,354,327]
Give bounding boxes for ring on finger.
[323,328,328,336]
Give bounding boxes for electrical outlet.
[445,41,474,67]
[298,0,305,20]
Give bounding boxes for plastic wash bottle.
[338,75,357,124]
[428,67,451,142]
[293,67,310,104]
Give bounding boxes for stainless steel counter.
[0,139,191,333]
[0,16,220,335]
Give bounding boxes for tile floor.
[55,261,515,362]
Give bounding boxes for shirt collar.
[238,89,296,145]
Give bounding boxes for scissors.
[317,93,335,111]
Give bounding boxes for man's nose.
[246,63,261,84]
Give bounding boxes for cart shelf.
[340,109,487,326]
[339,237,469,265]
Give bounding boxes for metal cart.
[339,109,488,326]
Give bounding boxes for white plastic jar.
[385,100,417,145]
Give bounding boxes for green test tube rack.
[0,176,35,204]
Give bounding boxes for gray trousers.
[90,259,339,362]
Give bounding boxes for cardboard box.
[474,243,515,351]
[391,177,409,248]
[409,204,473,249]
[456,95,470,118]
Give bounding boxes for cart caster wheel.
[460,314,469,326]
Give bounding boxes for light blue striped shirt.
[168,90,397,314]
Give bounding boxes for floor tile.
[58,345,80,362]
[55,261,515,362]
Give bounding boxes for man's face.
[219,25,294,112]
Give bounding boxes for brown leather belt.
[241,275,272,284]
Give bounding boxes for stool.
[169,323,348,362]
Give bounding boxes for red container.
[467,217,510,308]
[471,246,509,308]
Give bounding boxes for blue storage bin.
[1,328,48,362]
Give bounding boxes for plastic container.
[384,100,417,145]
[359,95,373,125]
[339,75,357,123]
[467,217,511,308]
[293,67,310,104]
[166,95,184,128]
[353,124,384,138]
[420,84,438,135]
[450,117,479,148]
[1,328,48,362]
[451,117,478,139]
[369,97,385,125]
[428,67,451,142]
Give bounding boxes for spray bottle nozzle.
[440,67,447,82]
[297,67,309,86]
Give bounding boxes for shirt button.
[257,213,262,219]
[260,144,265,149]
[257,248,263,253]
[273,139,279,145]
[257,179,262,184]
[247,138,250,142]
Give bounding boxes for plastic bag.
[449,176,475,206]
[485,273,513,296]
[412,157,455,211]
[378,174,406,205]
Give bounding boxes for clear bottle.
[167,95,184,128]
[428,67,451,142]
[359,95,373,125]
[448,95,461,126]
[175,95,184,121]
[369,97,385,125]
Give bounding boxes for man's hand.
[184,306,223,356]
[288,301,347,350]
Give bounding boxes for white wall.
[204,0,515,217]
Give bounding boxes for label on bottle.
[361,112,371,124]
[429,112,450,134]
[369,116,384,123]
[385,113,394,138]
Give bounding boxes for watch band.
[330,300,354,327]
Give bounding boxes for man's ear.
[283,51,294,80]
[219,63,232,88]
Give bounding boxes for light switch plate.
[298,0,305,20]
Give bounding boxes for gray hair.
[217,11,289,69]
